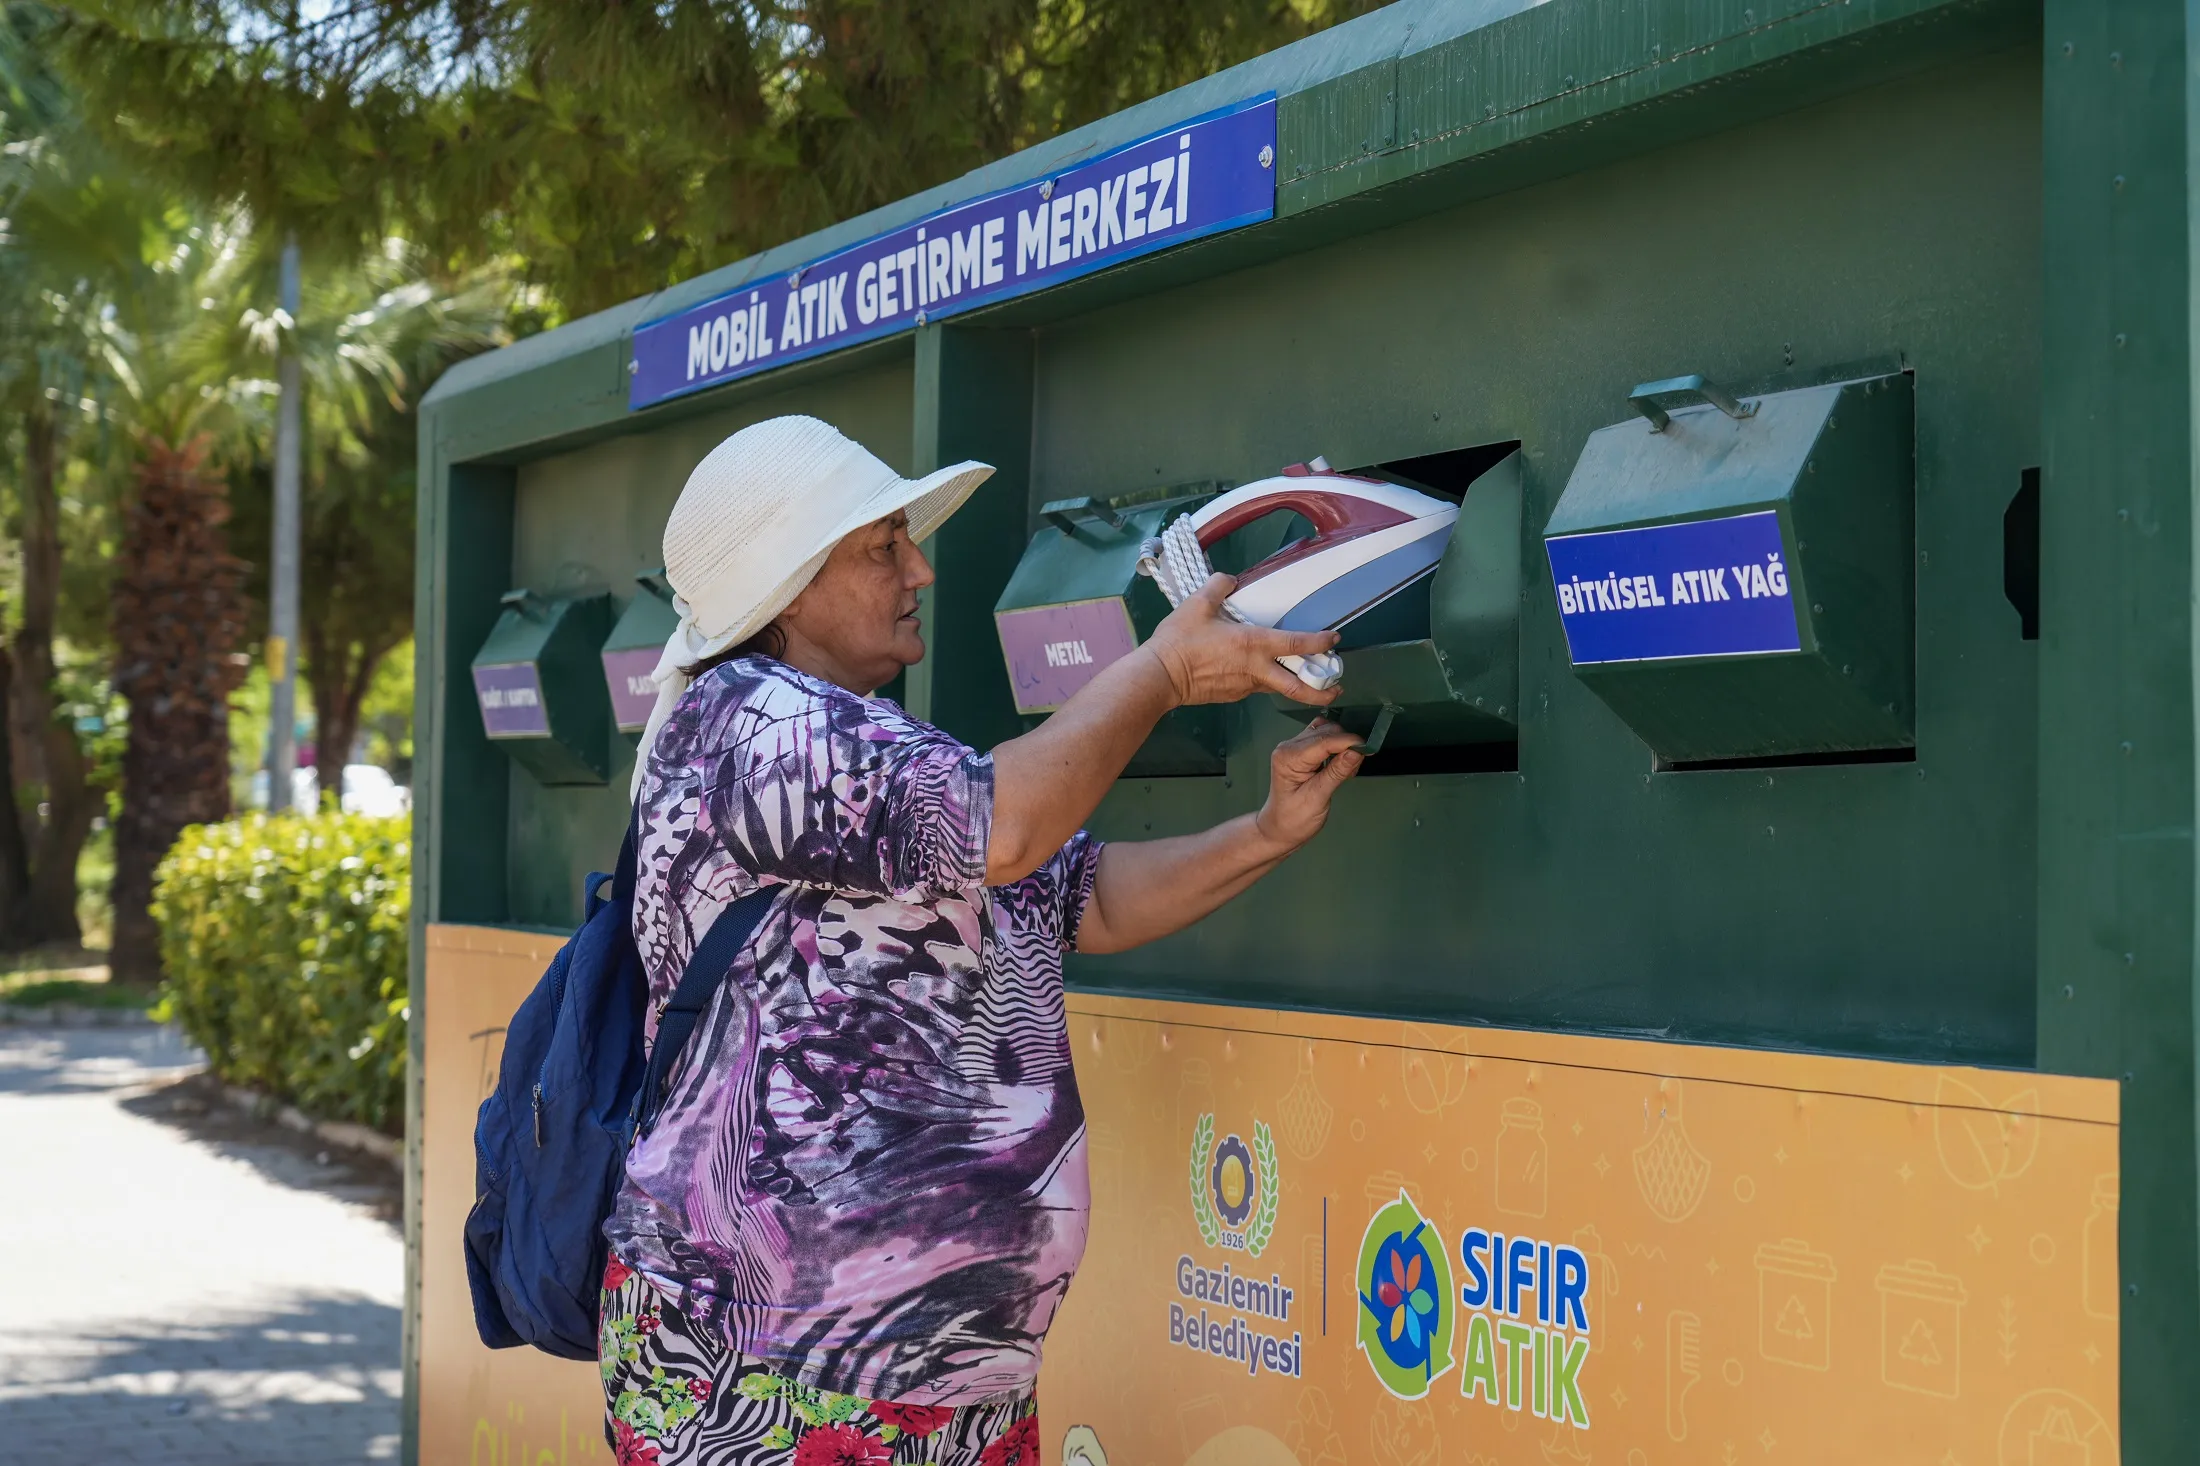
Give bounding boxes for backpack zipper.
[531,1082,545,1147]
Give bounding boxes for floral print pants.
[600,1256,1042,1466]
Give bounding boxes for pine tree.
[50,0,1384,319]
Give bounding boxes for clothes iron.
[1139,459,1458,690]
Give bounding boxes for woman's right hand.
[1143,573,1341,708]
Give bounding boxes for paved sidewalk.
[0,1026,403,1463]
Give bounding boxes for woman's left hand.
[1253,719,1365,851]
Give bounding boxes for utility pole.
[267,236,302,811]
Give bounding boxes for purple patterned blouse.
[604,657,1097,1406]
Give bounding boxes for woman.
[602,415,1361,1465]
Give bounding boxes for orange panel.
[418,938,2121,1466]
[420,924,608,1466]
[1040,994,2120,1466]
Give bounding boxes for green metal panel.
[2037,1,2199,1457]
[1547,374,1915,762]
[1033,47,2040,1063]
[907,326,1034,755]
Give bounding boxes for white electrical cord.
[1138,516,1343,691]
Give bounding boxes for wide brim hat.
[633,415,993,795]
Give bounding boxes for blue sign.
[1546,511,1802,664]
[630,96,1279,410]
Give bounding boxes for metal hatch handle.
[1629,374,1759,432]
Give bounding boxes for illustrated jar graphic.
[1874,1259,1966,1398]
[1754,1239,1837,1371]
[1495,1097,1548,1218]
[2082,1173,2119,1320]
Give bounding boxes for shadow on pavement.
[0,1290,402,1464]
[119,1073,403,1227]
[0,1024,201,1096]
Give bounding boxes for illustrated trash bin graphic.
[1494,1097,1548,1218]
[1875,1259,1966,1398]
[1755,1239,1838,1371]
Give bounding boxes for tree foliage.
[53,0,1381,319]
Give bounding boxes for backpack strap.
[634,884,776,1140]
[583,805,642,921]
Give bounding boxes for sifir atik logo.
[1457,1226,1594,1426]
[1355,1190,1455,1399]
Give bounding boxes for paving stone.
[0,1027,402,1464]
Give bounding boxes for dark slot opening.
[2004,467,2040,641]
[1356,440,1524,501]
[1359,741,1520,776]
[1657,746,1917,774]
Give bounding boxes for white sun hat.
[632,415,993,794]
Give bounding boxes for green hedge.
[153,812,410,1133]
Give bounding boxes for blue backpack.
[463,812,771,1359]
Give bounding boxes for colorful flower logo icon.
[1355,1190,1455,1399]
[1375,1241,1436,1349]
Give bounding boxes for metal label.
[472,661,550,738]
[996,598,1139,714]
[1546,510,1801,664]
[601,646,662,732]
[630,96,1278,409]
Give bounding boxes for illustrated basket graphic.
[1634,1080,1712,1222]
[1277,1047,1334,1160]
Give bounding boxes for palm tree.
[0,0,135,951]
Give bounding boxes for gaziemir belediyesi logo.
[1171,1114,1303,1378]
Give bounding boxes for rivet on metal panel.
[2110,51,2123,68]
[2062,40,2074,56]
[915,311,927,327]
[2114,175,2126,192]
[1039,179,1055,200]
[2063,985,2076,1000]
[2115,333,2128,347]
[1257,145,1274,169]
[2125,952,2136,965]
[1812,604,1824,614]
[2122,740,2134,753]
[627,359,638,375]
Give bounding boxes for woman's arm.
[984,575,1340,883]
[1076,720,1363,953]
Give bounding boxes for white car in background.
[249,764,411,817]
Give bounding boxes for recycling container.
[407,2,2192,1463]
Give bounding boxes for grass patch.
[0,975,149,1010]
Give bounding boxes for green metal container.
[1544,372,1914,763]
[601,570,680,736]
[468,589,614,786]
